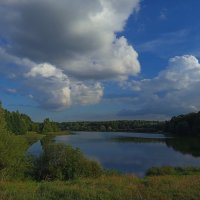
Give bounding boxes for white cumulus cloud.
[119,55,200,118]
[0,0,141,110]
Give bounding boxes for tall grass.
[1,174,200,200]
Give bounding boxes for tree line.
[1,101,200,136]
[2,106,60,135]
[165,112,200,136]
[0,102,165,135]
[59,120,164,132]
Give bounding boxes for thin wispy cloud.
[137,29,190,55]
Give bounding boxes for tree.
[0,104,28,180]
[175,121,190,135]
[40,118,59,133]
[4,111,29,135]
[167,112,200,136]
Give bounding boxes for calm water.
[28,132,200,177]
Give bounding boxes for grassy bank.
[1,174,200,200]
[18,131,71,146]
[43,131,71,136]
[18,132,45,145]
[146,166,200,176]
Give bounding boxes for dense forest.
[59,120,164,132]
[165,112,200,136]
[4,110,164,134]
[2,101,200,136]
[2,105,60,135]
[1,102,165,134]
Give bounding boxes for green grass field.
[1,174,200,200]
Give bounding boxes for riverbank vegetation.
[146,166,200,176]
[18,132,45,145]
[31,143,103,181]
[0,103,103,181]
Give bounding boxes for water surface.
[28,132,200,177]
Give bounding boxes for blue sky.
[1,0,200,122]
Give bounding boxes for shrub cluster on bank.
[31,143,103,181]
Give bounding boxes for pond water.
[27,132,200,177]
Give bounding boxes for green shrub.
[33,143,103,180]
[146,166,176,176]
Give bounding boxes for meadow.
[1,174,200,200]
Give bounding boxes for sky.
[1,0,200,122]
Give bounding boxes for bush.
[33,143,103,180]
[146,166,176,176]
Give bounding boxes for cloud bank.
[119,55,200,118]
[0,0,140,110]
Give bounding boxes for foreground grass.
[1,174,200,200]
